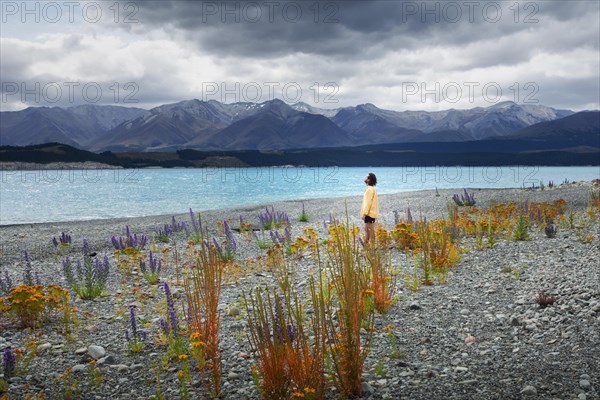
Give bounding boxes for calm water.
[1,166,598,225]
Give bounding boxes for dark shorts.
[364,215,376,224]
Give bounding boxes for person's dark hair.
[367,172,377,186]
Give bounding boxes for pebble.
[75,347,88,355]
[227,372,241,380]
[362,381,374,395]
[520,385,537,396]
[97,355,115,365]
[113,364,129,372]
[88,345,106,359]
[579,380,591,390]
[72,364,87,373]
[37,343,51,353]
[409,301,421,310]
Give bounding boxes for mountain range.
[1,99,597,152]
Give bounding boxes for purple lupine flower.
[111,236,119,249]
[82,239,91,258]
[159,318,169,336]
[3,347,16,379]
[452,194,462,206]
[53,232,72,247]
[92,256,110,290]
[148,251,161,274]
[138,234,148,249]
[23,251,35,286]
[139,259,147,274]
[189,208,200,233]
[75,259,84,282]
[181,301,193,330]
[452,189,476,206]
[113,226,147,250]
[61,232,72,245]
[166,216,186,233]
[407,207,413,224]
[450,223,462,241]
[393,210,400,225]
[62,256,73,286]
[63,241,109,299]
[0,270,14,296]
[273,296,286,344]
[287,324,295,343]
[163,281,178,335]
[521,199,529,215]
[128,233,137,249]
[464,189,476,206]
[281,211,290,227]
[545,222,557,238]
[283,227,292,243]
[258,207,271,228]
[129,305,138,338]
[212,237,223,253]
[222,220,237,258]
[358,236,365,248]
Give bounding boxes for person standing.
[360,172,379,244]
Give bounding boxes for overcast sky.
[1,0,599,112]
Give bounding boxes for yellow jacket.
[361,185,379,218]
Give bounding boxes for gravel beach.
[1,183,598,400]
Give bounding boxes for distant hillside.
[0,105,148,147]
[0,99,581,152]
[330,101,573,140]
[2,142,598,168]
[500,111,600,147]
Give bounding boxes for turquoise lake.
[1,166,598,225]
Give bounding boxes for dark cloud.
[1,0,598,111]
[129,1,558,58]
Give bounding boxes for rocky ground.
[0,182,598,400]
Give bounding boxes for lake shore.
[1,182,598,399]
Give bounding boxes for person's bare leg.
[365,222,375,244]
